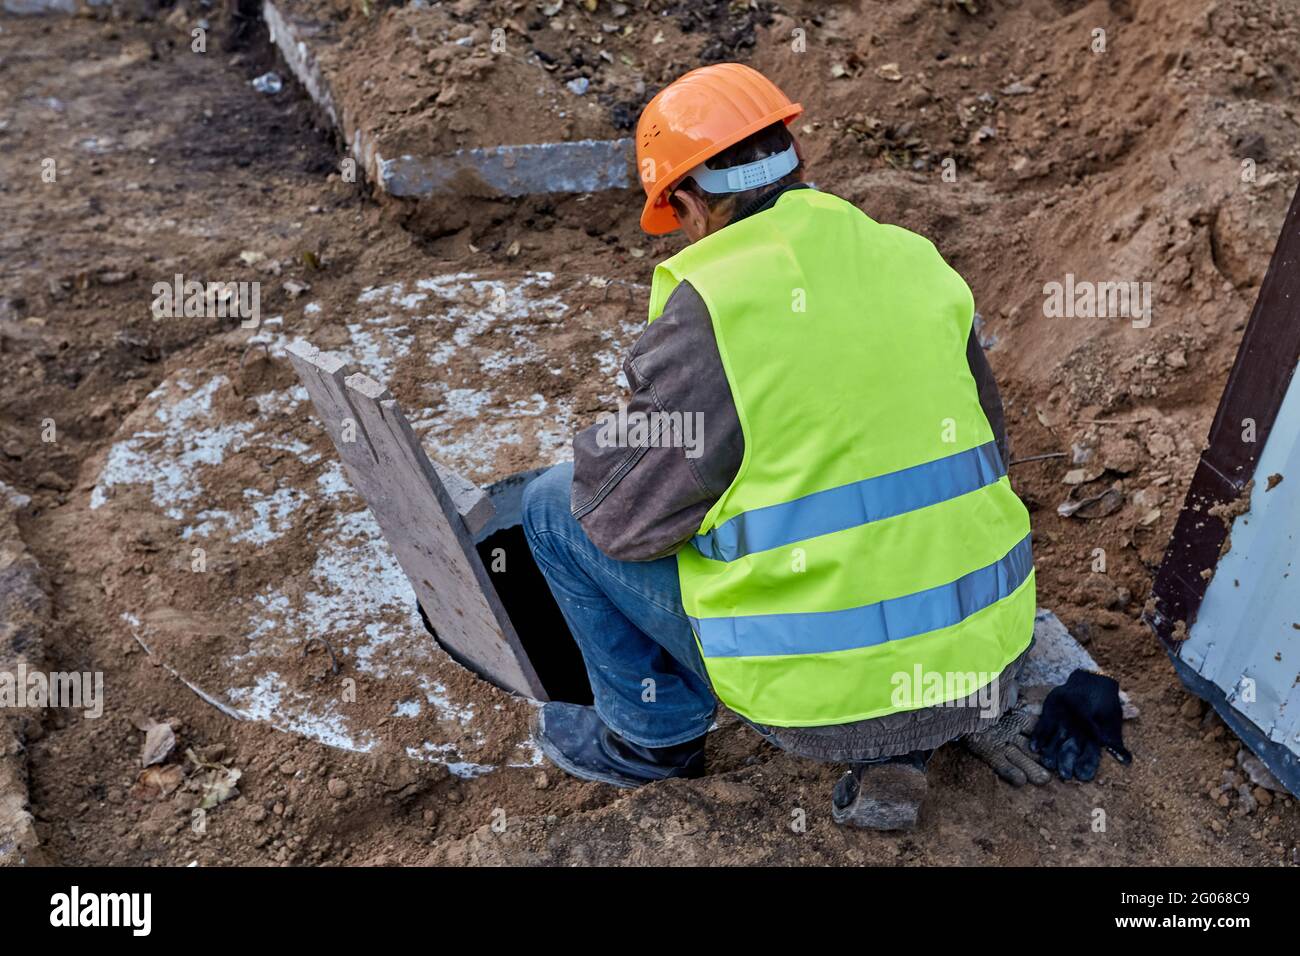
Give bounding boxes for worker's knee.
[521,461,575,550]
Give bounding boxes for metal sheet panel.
[1148,183,1300,795]
[1180,363,1300,758]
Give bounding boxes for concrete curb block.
[380,138,633,198]
[262,0,632,199]
[262,0,356,162]
[2,0,109,14]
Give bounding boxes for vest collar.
[729,181,814,227]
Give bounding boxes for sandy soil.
[1,0,1298,866]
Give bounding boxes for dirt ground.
[2,0,1299,866]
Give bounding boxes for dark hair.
[669,121,801,222]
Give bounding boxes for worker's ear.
[671,188,712,243]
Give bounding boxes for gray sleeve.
[966,325,1009,467]
[571,281,743,562]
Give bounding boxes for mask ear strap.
[686,143,799,195]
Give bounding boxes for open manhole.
[86,270,640,774]
[419,468,594,706]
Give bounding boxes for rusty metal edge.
[1147,183,1300,649]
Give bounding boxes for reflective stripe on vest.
[689,531,1032,658]
[692,440,1005,563]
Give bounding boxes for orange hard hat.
[636,63,802,235]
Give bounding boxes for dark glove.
[962,704,1051,787]
[1030,669,1132,782]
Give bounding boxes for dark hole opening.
[418,470,594,705]
[475,523,593,704]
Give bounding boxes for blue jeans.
[521,462,717,748]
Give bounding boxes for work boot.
[831,751,930,831]
[534,702,706,789]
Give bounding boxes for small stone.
[35,470,70,492]
[327,778,350,800]
[1236,784,1258,815]
[534,771,550,790]
[1237,750,1286,792]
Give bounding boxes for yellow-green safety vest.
[648,188,1035,727]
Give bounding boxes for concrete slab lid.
[286,340,545,699]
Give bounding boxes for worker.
[521,64,1102,829]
